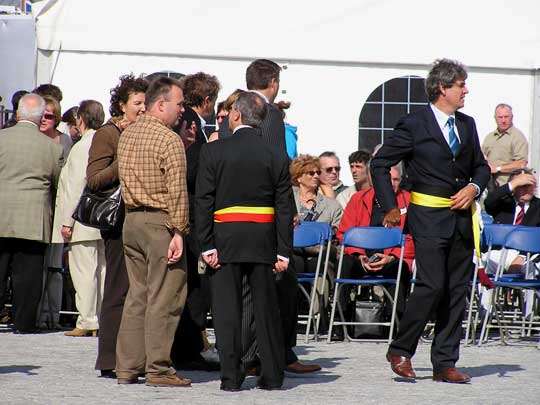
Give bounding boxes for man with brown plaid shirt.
[116,77,191,387]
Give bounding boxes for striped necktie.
[447,117,460,155]
[515,202,525,225]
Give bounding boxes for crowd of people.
[0,57,535,390]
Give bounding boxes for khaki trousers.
[116,211,188,379]
[68,240,106,330]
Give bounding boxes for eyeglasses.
[43,113,56,120]
[306,170,321,177]
[324,166,341,174]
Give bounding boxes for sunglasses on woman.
[306,170,322,177]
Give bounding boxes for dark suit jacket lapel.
[424,108,453,156]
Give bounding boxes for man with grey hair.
[319,151,348,198]
[196,91,294,391]
[371,59,490,383]
[0,93,64,333]
[482,103,528,187]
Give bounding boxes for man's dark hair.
[233,92,268,127]
[182,72,221,108]
[33,83,63,102]
[11,90,29,111]
[425,59,467,103]
[246,59,281,90]
[62,106,78,126]
[145,76,183,109]
[508,168,535,182]
[109,73,148,117]
[77,100,105,130]
[349,149,372,165]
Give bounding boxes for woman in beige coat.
[51,100,106,337]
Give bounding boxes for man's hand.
[202,251,221,269]
[167,232,184,264]
[508,256,525,274]
[179,120,197,149]
[360,253,395,272]
[382,207,401,228]
[318,183,336,199]
[450,184,477,210]
[293,214,300,228]
[61,226,73,242]
[273,258,289,273]
[509,171,536,190]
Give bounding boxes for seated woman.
[336,164,414,322]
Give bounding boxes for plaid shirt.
[118,114,189,235]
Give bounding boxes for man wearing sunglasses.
[319,151,348,198]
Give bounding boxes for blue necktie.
[447,116,460,155]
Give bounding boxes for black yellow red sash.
[410,191,480,260]
[214,206,274,223]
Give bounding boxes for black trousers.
[170,234,211,364]
[95,230,129,371]
[0,238,46,331]
[388,231,472,371]
[210,262,284,389]
[242,266,298,367]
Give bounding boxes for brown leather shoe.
[386,353,416,379]
[145,374,191,387]
[285,361,322,374]
[64,328,98,337]
[433,368,471,384]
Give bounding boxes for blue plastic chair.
[465,224,521,344]
[479,226,540,346]
[327,227,406,344]
[481,211,494,225]
[293,221,333,342]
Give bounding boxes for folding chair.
[465,223,517,345]
[293,221,333,343]
[479,226,540,346]
[327,227,406,344]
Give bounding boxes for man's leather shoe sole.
[386,353,416,379]
[117,377,139,384]
[433,368,471,384]
[220,385,242,392]
[145,374,191,387]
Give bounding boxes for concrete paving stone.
[0,326,538,404]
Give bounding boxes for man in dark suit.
[483,168,539,278]
[170,72,221,371]
[218,59,286,151]
[371,59,490,383]
[196,91,294,391]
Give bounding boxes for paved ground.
[1,325,538,405]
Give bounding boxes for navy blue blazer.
[371,106,490,238]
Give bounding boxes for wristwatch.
[496,166,501,173]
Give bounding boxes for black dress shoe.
[330,329,345,342]
[14,328,41,334]
[100,370,117,379]
[257,384,282,391]
[220,385,242,392]
[176,358,220,371]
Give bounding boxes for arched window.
[358,75,428,152]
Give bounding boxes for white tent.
[34,0,540,182]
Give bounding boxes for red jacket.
[336,188,415,271]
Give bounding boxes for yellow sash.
[410,191,480,260]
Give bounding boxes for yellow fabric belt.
[213,206,275,223]
[410,191,480,259]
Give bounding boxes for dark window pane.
[383,104,408,129]
[382,129,395,144]
[410,103,428,113]
[366,85,382,102]
[410,78,428,103]
[384,78,408,102]
[358,129,383,152]
[359,103,382,128]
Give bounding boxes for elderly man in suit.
[196,91,294,391]
[371,59,490,383]
[0,93,64,333]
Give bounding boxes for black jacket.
[196,127,294,264]
[485,183,540,226]
[371,106,490,238]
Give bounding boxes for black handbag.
[72,185,124,231]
